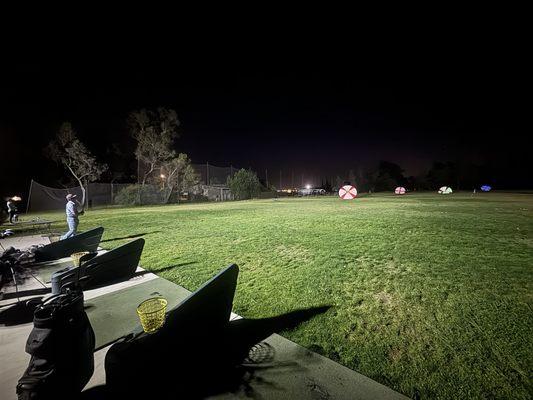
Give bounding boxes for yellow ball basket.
[71,252,90,267]
[136,298,168,333]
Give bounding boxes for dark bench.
[52,238,145,293]
[34,227,104,262]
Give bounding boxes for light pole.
[160,174,166,190]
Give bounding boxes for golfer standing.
[6,198,17,224]
[61,194,83,240]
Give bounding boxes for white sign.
[394,187,406,195]
[339,185,357,199]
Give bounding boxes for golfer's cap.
[66,194,77,200]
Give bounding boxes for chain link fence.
[26,164,240,212]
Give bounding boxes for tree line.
[45,107,201,208]
[45,107,265,205]
[44,106,497,207]
[326,160,495,192]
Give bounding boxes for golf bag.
[16,290,95,399]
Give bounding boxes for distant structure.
[190,184,233,201]
[438,186,453,195]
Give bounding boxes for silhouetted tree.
[45,122,107,208]
[361,161,405,191]
[356,167,368,191]
[365,168,379,192]
[160,153,199,203]
[427,162,456,188]
[322,179,333,192]
[129,108,180,185]
[348,169,356,186]
[335,176,343,190]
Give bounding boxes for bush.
[227,169,262,200]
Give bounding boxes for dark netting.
[27,181,85,212]
[208,165,232,185]
[192,164,208,184]
[88,183,114,207]
[191,164,237,185]
[27,165,240,212]
[27,181,170,211]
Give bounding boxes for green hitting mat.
[32,259,72,283]
[85,277,190,349]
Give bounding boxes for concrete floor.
[0,233,51,251]
[1,235,408,399]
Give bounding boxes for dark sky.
[0,27,529,198]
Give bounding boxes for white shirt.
[66,200,78,218]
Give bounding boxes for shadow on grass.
[81,305,332,399]
[100,231,162,243]
[143,261,198,275]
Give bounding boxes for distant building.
[190,184,233,201]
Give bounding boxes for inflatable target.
[338,185,357,199]
[394,187,406,195]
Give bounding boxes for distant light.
[160,174,165,179]
[306,184,311,189]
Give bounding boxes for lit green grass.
[30,193,533,398]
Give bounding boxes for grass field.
[28,193,532,398]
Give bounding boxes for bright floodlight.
[306,184,311,189]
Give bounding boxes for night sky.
[0,30,529,199]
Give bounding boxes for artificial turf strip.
[30,193,533,399]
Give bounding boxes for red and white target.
[394,187,406,195]
[338,185,357,199]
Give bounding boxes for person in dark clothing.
[6,198,17,224]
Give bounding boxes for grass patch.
[28,193,533,398]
